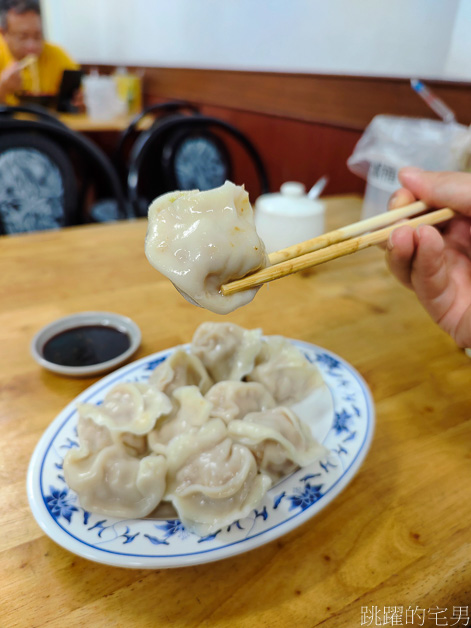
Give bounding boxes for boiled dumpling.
[148,349,213,397]
[191,322,262,382]
[77,382,172,436]
[170,440,270,536]
[228,407,328,481]
[205,381,276,423]
[73,412,148,458]
[63,322,330,534]
[246,336,324,405]
[63,416,167,518]
[165,417,228,475]
[119,431,149,457]
[165,419,271,535]
[64,445,167,518]
[148,385,213,449]
[145,181,268,315]
[74,414,113,453]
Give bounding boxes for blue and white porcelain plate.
[27,339,375,569]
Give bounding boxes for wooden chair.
[0,105,128,234]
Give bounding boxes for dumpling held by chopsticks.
[145,181,268,315]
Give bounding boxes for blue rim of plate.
[27,339,375,569]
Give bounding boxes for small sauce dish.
[31,311,142,377]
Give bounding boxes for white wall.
[445,0,471,80]
[42,0,470,81]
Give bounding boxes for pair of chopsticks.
[18,54,40,93]
[18,54,37,70]
[221,201,454,296]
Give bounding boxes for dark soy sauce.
[43,325,131,367]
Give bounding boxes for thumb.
[399,168,471,217]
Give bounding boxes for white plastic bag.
[83,74,125,121]
[347,115,471,218]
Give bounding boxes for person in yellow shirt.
[0,0,79,105]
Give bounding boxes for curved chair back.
[125,111,269,216]
[0,129,78,233]
[0,103,66,126]
[114,100,199,183]
[0,107,128,233]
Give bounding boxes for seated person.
[0,0,79,105]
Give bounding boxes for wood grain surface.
[58,113,153,133]
[1,196,470,627]
[83,64,471,129]
[138,66,471,129]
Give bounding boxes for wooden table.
[1,195,471,627]
[59,112,153,133]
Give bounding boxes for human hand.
[386,167,471,347]
[71,87,85,112]
[0,63,22,98]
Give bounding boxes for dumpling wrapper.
[246,336,324,405]
[205,380,276,423]
[228,406,328,481]
[63,416,167,518]
[64,445,167,518]
[77,382,173,436]
[191,321,262,382]
[148,349,213,397]
[145,181,268,315]
[76,413,149,458]
[170,439,271,536]
[165,419,271,535]
[148,385,213,449]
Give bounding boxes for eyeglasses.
[5,30,42,44]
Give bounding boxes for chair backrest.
[0,106,128,234]
[114,100,199,185]
[122,108,269,217]
[0,103,65,126]
[0,130,78,234]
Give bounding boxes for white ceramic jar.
[255,182,325,254]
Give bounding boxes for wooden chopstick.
[268,200,428,265]
[221,207,454,296]
[18,54,37,70]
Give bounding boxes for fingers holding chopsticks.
[222,169,460,297]
[223,167,471,346]
[222,207,454,296]
[388,222,466,340]
[386,223,448,297]
[384,168,471,347]
[382,174,425,272]
[389,186,417,211]
[408,225,450,307]
[385,168,466,282]
[376,187,419,252]
[399,168,471,215]
[385,225,415,288]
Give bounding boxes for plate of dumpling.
[27,322,374,568]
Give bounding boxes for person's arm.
[386,167,471,347]
[0,62,22,103]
